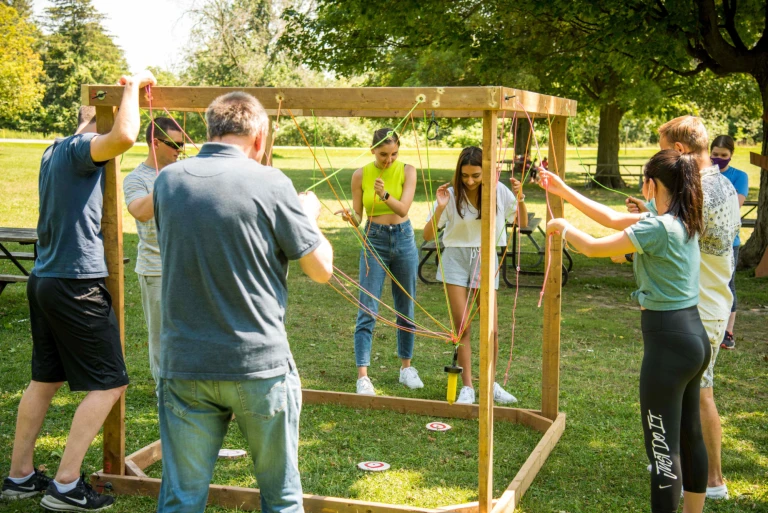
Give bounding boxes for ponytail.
[644,150,704,239]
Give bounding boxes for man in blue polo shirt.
[1,71,157,511]
[153,91,334,513]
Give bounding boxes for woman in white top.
[423,146,528,404]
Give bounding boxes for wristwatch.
[382,192,390,201]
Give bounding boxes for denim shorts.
[436,246,500,289]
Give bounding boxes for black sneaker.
[721,331,736,350]
[40,474,114,511]
[1,468,51,500]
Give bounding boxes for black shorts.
[27,274,129,391]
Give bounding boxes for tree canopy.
[0,4,44,125]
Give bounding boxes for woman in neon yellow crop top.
[336,128,422,396]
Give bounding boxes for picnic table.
[0,227,37,294]
[418,213,573,287]
[742,199,759,228]
[0,227,130,295]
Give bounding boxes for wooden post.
[541,116,567,421]
[478,110,498,513]
[261,115,274,166]
[95,106,126,475]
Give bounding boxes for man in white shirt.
[123,117,184,389]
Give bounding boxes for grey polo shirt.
[153,143,322,380]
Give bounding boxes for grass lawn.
[0,140,766,512]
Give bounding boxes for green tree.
[281,0,705,188]
[38,0,127,134]
[0,4,44,125]
[183,0,318,88]
[1,0,33,19]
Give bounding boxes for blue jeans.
[157,364,303,513]
[354,220,418,367]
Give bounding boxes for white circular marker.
[357,461,390,471]
[426,422,452,432]
[218,449,247,459]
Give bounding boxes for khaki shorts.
[700,318,725,388]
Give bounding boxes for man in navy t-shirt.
[1,71,157,511]
[153,92,334,513]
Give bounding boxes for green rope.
[566,121,632,198]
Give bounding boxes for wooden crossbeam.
[82,86,577,117]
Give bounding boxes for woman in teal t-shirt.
[538,150,709,513]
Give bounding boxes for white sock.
[8,471,35,484]
[54,479,78,494]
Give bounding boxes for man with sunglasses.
[123,116,184,392]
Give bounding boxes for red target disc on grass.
[357,461,390,471]
[426,422,452,432]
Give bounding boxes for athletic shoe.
[721,331,735,350]
[456,386,475,404]
[399,367,424,389]
[1,468,51,500]
[706,484,729,500]
[41,475,114,511]
[493,382,518,404]
[356,376,375,395]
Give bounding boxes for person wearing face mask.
[335,128,423,395]
[538,150,709,513]
[625,117,740,503]
[709,135,748,349]
[423,146,527,405]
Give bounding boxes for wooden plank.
[83,86,577,117]
[491,413,566,513]
[124,460,147,478]
[302,389,551,431]
[125,439,162,470]
[0,228,37,243]
[478,110,498,513]
[0,274,28,283]
[0,252,35,260]
[262,115,274,166]
[90,473,438,513]
[437,500,496,513]
[501,87,577,117]
[750,151,768,170]
[96,106,126,476]
[541,116,567,421]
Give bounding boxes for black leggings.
[640,306,711,513]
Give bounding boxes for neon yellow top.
[361,160,405,217]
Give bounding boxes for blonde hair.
[658,116,709,154]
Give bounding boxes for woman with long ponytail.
[537,150,709,513]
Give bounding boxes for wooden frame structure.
[82,85,576,513]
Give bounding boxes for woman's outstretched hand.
[537,170,566,197]
[546,217,570,237]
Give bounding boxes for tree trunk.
[515,120,531,158]
[594,103,626,189]
[737,79,768,270]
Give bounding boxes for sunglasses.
[158,138,184,150]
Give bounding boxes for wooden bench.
[0,274,29,294]
[0,252,35,261]
[742,199,758,229]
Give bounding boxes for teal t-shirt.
[625,214,700,311]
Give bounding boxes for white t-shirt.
[698,165,741,320]
[427,184,518,247]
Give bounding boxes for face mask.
[711,157,731,170]
[647,198,658,215]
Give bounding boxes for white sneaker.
[356,376,375,395]
[706,484,729,500]
[456,386,475,404]
[399,367,424,389]
[493,382,518,404]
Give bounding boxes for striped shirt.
[123,163,162,276]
